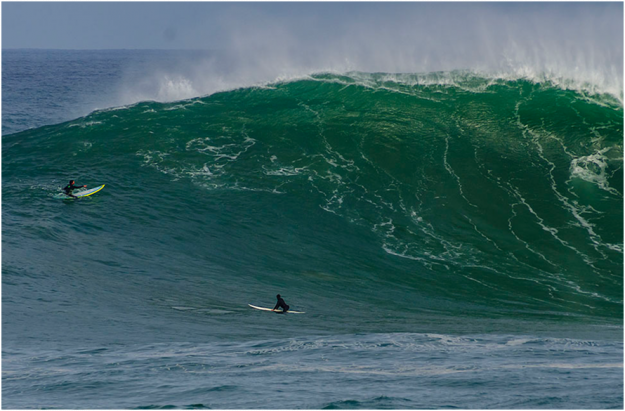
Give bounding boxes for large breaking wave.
[3,72,623,328]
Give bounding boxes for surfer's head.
[277,294,281,299]
[69,180,75,184]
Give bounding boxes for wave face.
[3,73,623,337]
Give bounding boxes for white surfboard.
[248,304,305,314]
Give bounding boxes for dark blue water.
[2,49,623,409]
[2,49,224,135]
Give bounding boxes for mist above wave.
[115,3,623,106]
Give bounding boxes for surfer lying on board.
[63,180,86,199]
[273,294,290,313]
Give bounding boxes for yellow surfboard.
[54,184,105,199]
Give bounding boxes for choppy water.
[4,334,622,409]
[2,49,623,409]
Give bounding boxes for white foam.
[569,148,621,196]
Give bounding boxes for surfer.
[273,294,290,313]
[63,180,86,199]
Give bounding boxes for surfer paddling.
[63,180,86,199]
[273,294,290,313]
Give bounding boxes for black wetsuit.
[63,183,83,198]
[274,296,290,313]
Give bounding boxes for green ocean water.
[3,71,623,408]
[5,72,622,320]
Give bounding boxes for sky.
[2,2,622,51]
[2,2,623,97]
[7,3,449,49]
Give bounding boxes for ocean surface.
[2,49,623,409]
